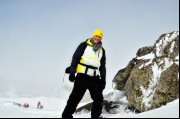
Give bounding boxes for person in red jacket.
[22,103,29,108]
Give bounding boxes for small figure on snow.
[22,103,29,108]
[37,101,43,109]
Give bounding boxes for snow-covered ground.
[0,95,179,118]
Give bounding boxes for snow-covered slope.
[0,96,179,118]
[109,99,179,118]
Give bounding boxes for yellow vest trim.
[76,64,83,73]
[87,39,93,46]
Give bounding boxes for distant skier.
[37,101,41,109]
[62,29,106,118]
[37,101,43,109]
[22,103,29,108]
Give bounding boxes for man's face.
[92,35,102,44]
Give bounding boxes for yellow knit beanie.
[92,29,103,39]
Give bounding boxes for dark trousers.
[62,74,104,118]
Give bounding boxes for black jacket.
[70,40,106,83]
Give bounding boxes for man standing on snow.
[62,29,106,118]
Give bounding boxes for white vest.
[76,40,103,76]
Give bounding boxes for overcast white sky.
[0,0,179,97]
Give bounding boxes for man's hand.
[65,67,70,74]
[69,74,76,82]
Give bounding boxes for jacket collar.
[86,39,103,51]
[86,39,93,46]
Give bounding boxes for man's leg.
[62,78,87,118]
[89,80,104,118]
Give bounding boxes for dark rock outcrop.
[113,31,179,112]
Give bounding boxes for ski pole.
[63,66,70,83]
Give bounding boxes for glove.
[69,74,76,82]
[65,67,70,74]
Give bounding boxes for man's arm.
[70,42,86,75]
[99,48,106,90]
